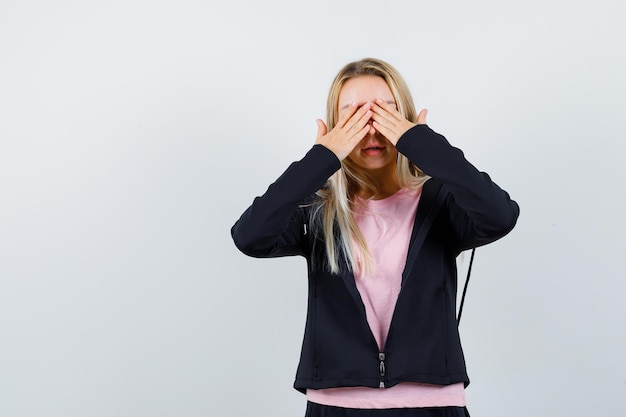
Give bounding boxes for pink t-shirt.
[306,187,465,409]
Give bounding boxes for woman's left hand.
[371,98,428,145]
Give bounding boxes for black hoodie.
[231,124,519,393]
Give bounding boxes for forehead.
[338,75,394,108]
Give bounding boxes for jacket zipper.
[378,352,386,388]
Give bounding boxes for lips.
[363,146,384,156]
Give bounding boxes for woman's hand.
[315,102,374,160]
[371,98,428,145]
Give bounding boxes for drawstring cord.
[457,248,475,325]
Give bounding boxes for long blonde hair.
[310,58,429,274]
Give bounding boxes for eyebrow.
[340,100,396,111]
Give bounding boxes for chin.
[355,159,396,171]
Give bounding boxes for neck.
[355,165,400,200]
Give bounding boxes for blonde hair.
[310,58,430,275]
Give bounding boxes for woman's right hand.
[315,102,374,161]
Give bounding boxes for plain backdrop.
[1,1,624,416]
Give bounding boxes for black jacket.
[231,124,519,393]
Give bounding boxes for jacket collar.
[402,179,446,283]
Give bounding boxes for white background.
[1,1,624,416]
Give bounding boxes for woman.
[231,58,519,417]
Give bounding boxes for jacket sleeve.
[396,124,520,251]
[231,144,341,258]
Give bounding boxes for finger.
[336,102,359,128]
[372,120,393,140]
[343,104,372,135]
[370,107,396,128]
[417,109,428,125]
[349,122,373,145]
[374,98,402,121]
[315,119,328,140]
[332,120,372,160]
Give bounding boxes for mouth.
[362,146,385,156]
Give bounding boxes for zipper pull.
[379,352,386,388]
[303,223,307,236]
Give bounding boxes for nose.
[366,119,376,135]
